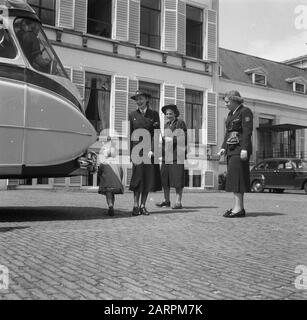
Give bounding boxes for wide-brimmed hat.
[161,104,180,117]
[130,90,151,100]
[223,90,244,103]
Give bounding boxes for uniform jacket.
[221,104,253,156]
[129,108,160,161]
[162,118,187,163]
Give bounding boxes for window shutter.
[72,69,85,99]
[69,176,82,186]
[53,177,67,186]
[58,0,75,29]
[128,79,138,115]
[206,91,217,145]
[114,76,128,136]
[64,66,72,80]
[164,84,176,105]
[129,0,140,44]
[114,0,129,41]
[206,9,217,62]
[177,0,186,55]
[176,86,185,120]
[163,0,177,51]
[74,0,87,33]
[204,171,214,187]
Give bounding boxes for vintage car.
[250,158,307,193]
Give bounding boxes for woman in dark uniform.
[217,90,253,218]
[156,104,187,209]
[129,90,162,216]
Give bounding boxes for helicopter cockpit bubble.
[14,17,67,77]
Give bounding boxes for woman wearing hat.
[128,90,162,216]
[217,90,253,218]
[156,104,187,209]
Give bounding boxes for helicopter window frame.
[13,17,69,79]
[0,29,18,60]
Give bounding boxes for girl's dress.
[98,144,124,195]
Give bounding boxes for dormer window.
[285,76,307,94]
[294,82,305,94]
[253,73,267,86]
[245,67,268,87]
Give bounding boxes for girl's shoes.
[108,207,114,216]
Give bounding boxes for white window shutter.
[72,69,85,99]
[129,0,140,44]
[163,0,177,51]
[57,0,75,29]
[74,0,87,33]
[177,0,186,55]
[206,91,217,145]
[164,84,176,106]
[64,66,72,80]
[206,9,217,62]
[128,79,138,115]
[114,0,129,41]
[176,86,185,120]
[114,76,128,136]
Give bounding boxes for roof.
[219,48,307,93]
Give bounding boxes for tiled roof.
[219,48,307,93]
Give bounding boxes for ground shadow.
[0,226,30,233]
[150,209,199,215]
[245,212,285,217]
[0,206,132,222]
[182,206,219,209]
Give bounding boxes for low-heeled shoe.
[140,207,150,215]
[108,207,114,216]
[156,201,171,207]
[132,206,140,216]
[226,209,246,218]
[223,209,232,217]
[172,203,183,209]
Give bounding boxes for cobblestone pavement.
[0,189,306,300]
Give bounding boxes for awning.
[257,123,307,132]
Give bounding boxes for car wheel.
[274,189,285,193]
[304,182,307,194]
[251,180,264,193]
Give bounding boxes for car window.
[255,162,265,170]
[277,162,285,169]
[266,161,278,169]
[0,29,17,59]
[285,161,293,169]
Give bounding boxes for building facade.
[6,0,219,190]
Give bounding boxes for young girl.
[97,136,124,216]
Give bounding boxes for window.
[28,0,56,26]
[14,18,68,77]
[253,73,267,86]
[140,0,161,49]
[185,89,203,144]
[186,5,203,59]
[138,81,160,113]
[0,29,17,59]
[255,162,265,170]
[84,72,111,133]
[293,82,305,94]
[87,0,112,38]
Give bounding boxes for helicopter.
[0,0,97,179]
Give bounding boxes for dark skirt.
[129,163,162,192]
[226,155,250,193]
[98,163,124,195]
[161,163,185,189]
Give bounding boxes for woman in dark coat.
[156,104,187,209]
[217,90,253,218]
[128,90,162,216]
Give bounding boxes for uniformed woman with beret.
[217,90,253,218]
[128,90,162,216]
